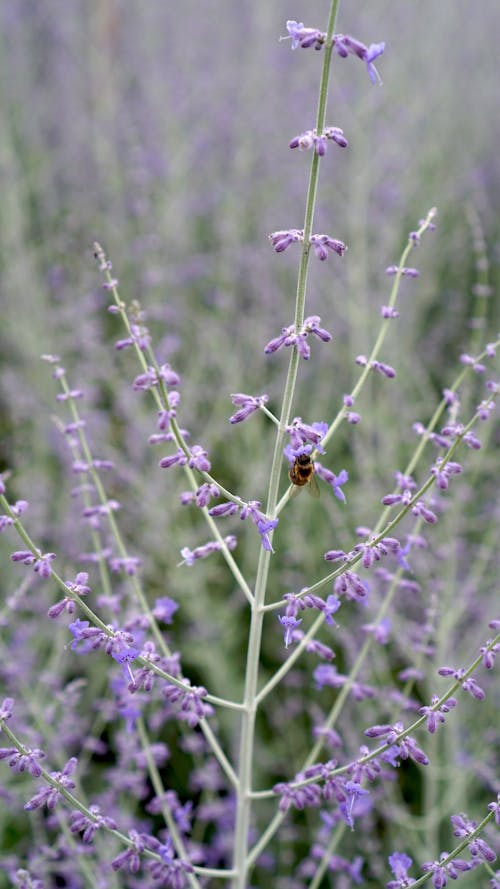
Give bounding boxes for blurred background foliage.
[0,2,499,886]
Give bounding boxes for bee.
[289,451,320,498]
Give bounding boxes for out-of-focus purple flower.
[0,698,14,721]
[159,448,188,470]
[0,499,28,533]
[109,556,142,576]
[362,618,391,644]
[480,638,500,669]
[132,366,158,391]
[488,796,500,825]
[387,851,413,888]
[381,305,400,319]
[153,597,179,624]
[371,360,396,378]
[385,265,420,277]
[323,595,341,626]
[278,614,302,648]
[180,535,237,566]
[208,501,239,518]
[324,549,348,563]
[56,388,83,401]
[229,392,269,424]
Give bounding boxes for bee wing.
[306,473,320,499]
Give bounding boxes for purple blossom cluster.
[265,315,332,359]
[283,22,386,86]
[269,228,347,261]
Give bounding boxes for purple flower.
[163,682,214,728]
[132,366,158,391]
[283,20,326,51]
[0,498,28,533]
[290,126,348,154]
[310,233,347,260]
[69,805,117,843]
[109,555,142,575]
[159,448,188,470]
[387,851,413,888]
[362,617,391,644]
[186,482,220,508]
[112,646,140,666]
[257,517,279,552]
[112,829,149,872]
[437,667,486,700]
[430,459,463,490]
[188,445,211,472]
[180,535,237,566]
[333,34,385,84]
[323,595,341,625]
[385,265,420,277]
[421,854,472,887]
[268,228,303,253]
[265,317,332,360]
[286,417,328,452]
[153,597,179,624]
[419,696,457,733]
[273,779,322,812]
[315,464,349,501]
[340,781,370,829]
[278,614,302,648]
[333,570,368,601]
[371,359,396,378]
[24,757,78,811]
[411,500,438,524]
[0,746,45,777]
[0,698,14,720]
[229,392,269,424]
[10,549,56,578]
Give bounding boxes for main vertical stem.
[231,4,341,886]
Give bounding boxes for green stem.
[231,4,341,886]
